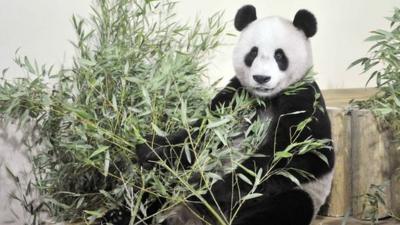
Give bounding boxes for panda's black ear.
[293,9,317,38]
[234,5,257,31]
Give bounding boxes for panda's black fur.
[102,5,334,225]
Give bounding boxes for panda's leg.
[100,195,165,225]
[232,189,314,225]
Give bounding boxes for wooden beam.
[350,109,393,219]
[313,216,399,225]
[322,88,377,107]
[321,107,352,217]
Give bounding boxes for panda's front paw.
[101,208,131,225]
[136,143,166,169]
[136,135,169,169]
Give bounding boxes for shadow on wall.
[0,124,36,225]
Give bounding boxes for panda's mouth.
[254,87,273,92]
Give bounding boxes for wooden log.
[320,107,352,217]
[390,171,400,218]
[350,109,394,219]
[391,172,400,219]
[389,132,400,217]
[312,216,400,225]
[322,89,400,219]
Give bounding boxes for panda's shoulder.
[275,81,324,109]
[290,81,322,101]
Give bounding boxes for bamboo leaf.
[242,193,263,201]
[275,171,300,186]
[275,151,293,159]
[112,95,118,111]
[207,172,223,181]
[237,173,253,185]
[181,99,188,125]
[347,57,369,69]
[151,123,167,137]
[206,117,231,129]
[213,129,227,146]
[89,146,109,159]
[365,34,385,42]
[104,150,110,177]
[84,210,103,217]
[184,144,192,164]
[2,68,9,76]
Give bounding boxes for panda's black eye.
[274,48,288,71]
[275,52,283,60]
[244,46,258,67]
[250,47,258,57]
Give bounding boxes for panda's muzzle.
[253,75,271,84]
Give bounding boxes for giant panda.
[102,4,334,225]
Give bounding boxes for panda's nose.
[253,75,271,84]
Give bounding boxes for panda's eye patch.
[275,51,283,60]
[274,48,288,71]
[250,47,258,57]
[244,46,258,67]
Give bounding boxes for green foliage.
[358,183,400,224]
[0,1,330,224]
[359,184,388,224]
[349,7,400,140]
[1,0,226,223]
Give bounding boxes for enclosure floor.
[313,216,400,225]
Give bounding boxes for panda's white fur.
[233,17,313,98]
[232,15,333,217]
[300,170,334,217]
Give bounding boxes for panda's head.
[233,5,317,98]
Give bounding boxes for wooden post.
[388,132,400,218]
[351,109,393,219]
[322,89,399,220]
[391,169,400,218]
[321,107,352,217]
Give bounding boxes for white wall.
[0,0,400,88]
[1,0,400,88]
[176,0,400,89]
[0,0,90,77]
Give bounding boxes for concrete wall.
[0,125,33,224]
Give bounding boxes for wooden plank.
[322,88,377,108]
[312,216,400,225]
[351,109,392,219]
[322,89,399,218]
[390,173,400,218]
[321,107,352,217]
[392,173,400,219]
[389,133,400,217]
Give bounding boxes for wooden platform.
[313,216,400,225]
[319,88,400,221]
[322,88,377,107]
